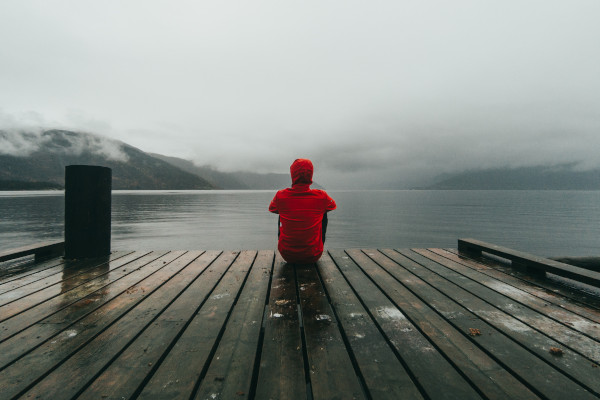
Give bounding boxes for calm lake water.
[1,190,599,258]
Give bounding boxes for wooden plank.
[405,249,600,364]
[0,251,141,328]
[349,249,540,400]
[430,248,600,324]
[254,253,307,400]
[79,251,254,400]
[0,262,67,296]
[0,251,216,400]
[334,249,482,400]
[447,247,600,311]
[0,251,135,310]
[458,238,600,287]
[0,257,65,285]
[18,251,232,400]
[295,260,366,400]
[0,241,64,262]
[381,249,599,399]
[0,251,181,370]
[134,250,246,399]
[320,251,424,400]
[0,251,160,343]
[415,249,600,340]
[192,250,274,400]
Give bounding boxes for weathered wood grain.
[0,259,66,293]
[458,238,600,287]
[0,251,179,369]
[404,249,600,364]
[415,249,600,339]
[322,251,424,400]
[0,241,64,263]
[0,251,215,399]
[383,249,599,399]
[254,253,307,400]
[350,248,539,400]
[0,251,136,317]
[337,249,483,400]
[0,251,152,342]
[79,251,252,400]
[193,250,274,400]
[296,261,365,400]
[1,246,599,400]
[439,248,600,318]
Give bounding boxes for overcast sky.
[1,1,599,188]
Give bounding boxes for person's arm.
[325,193,336,211]
[269,192,279,214]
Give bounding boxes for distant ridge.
[424,165,600,190]
[0,180,63,190]
[148,153,248,189]
[0,129,215,190]
[0,129,309,191]
[150,153,323,190]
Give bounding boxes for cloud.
[0,112,128,162]
[1,2,599,188]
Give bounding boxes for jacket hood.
[290,159,313,185]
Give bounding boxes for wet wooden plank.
[192,250,274,400]
[458,238,600,287]
[404,249,600,364]
[132,250,248,400]
[79,251,253,400]
[0,263,66,296]
[0,241,64,263]
[0,251,149,340]
[0,251,216,400]
[20,251,231,400]
[0,257,37,280]
[415,249,600,340]
[349,249,540,400]
[0,251,181,370]
[2,246,599,399]
[254,253,307,400]
[0,251,136,315]
[442,248,600,316]
[321,251,424,400]
[336,249,482,400]
[0,257,65,288]
[382,249,599,399]
[296,261,366,400]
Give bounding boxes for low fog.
[1,1,599,188]
[0,127,129,162]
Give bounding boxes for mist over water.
[1,190,599,258]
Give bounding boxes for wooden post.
[457,239,482,257]
[64,165,112,259]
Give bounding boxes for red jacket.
[269,159,336,263]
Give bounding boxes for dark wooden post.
[65,165,112,259]
[457,239,482,257]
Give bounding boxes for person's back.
[269,159,336,264]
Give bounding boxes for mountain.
[424,165,600,190]
[0,129,215,190]
[0,180,63,190]
[150,153,316,190]
[148,153,248,189]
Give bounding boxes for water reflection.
[0,191,64,246]
[58,256,111,308]
[112,190,276,250]
[1,190,599,257]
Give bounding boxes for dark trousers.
[278,213,328,244]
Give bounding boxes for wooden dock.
[1,248,600,399]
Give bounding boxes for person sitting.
[269,159,337,264]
